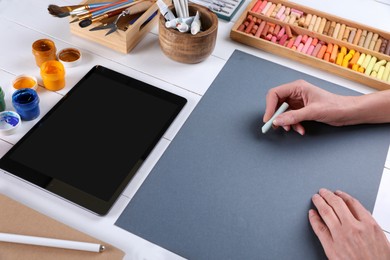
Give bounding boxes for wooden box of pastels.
[69,0,164,53]
[230,0,390,90]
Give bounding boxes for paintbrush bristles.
[48,4,84,18]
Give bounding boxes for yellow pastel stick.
[340,46,347,55]
[373,59,386,72]
[336,52,344,65]
[347,49,355,56]
[365,56,377,75]
[342,53,353,67]
[377,66,385,80]
[352,64,359,71]
[361,54,372,69]
[383,62,390,81]
[356,53,366,66]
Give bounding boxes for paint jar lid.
[57,48,82,68]
[0,111,21,135]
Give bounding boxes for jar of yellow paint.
[12,75,38,91]
[40,60,65,91]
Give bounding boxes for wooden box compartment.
[70,0,166,53]
[230,0,390,90]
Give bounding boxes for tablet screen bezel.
[0,65,187,216]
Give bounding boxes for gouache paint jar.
[32,39,57,67]
[12,74,38,92]
[12,88,40,121]
[0,87,5,112]
[40,60,66,91]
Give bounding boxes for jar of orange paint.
[32,39,57,67]
[40,60,65,91]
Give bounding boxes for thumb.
[273,108,310,126]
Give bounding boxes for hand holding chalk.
[262,102,289,134]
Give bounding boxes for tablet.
[0,65,187,216]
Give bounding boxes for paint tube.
[191,11,201,35]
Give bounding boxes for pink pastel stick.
[279,33,288,46]
[302,37,313,53]
[275,6,285,20]
[293,34,302,47]
[286,38,295,48]
[257,0,268,13]
[311,43,322,56]
[306,45,315,55]
[297,42,304,52]
[276,27,285,40]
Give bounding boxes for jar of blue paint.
[12,88,40,121]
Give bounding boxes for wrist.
[342,91,390,125]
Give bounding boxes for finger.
[263,94,280,122]
[273,106,315,126]
[264,83,296,122]
[291,123,305,135]
[334,190,372,221]
[312,193,340,232]
[282,125,290,131]
[318,188,355,225]
[308,209,334,250]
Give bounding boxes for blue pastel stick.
[262,102,289,134]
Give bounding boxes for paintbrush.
[79,8,125,28]
[48,2,111,18]
[79,0,153,28]
[70,0,136,23]
[80,0,154,28]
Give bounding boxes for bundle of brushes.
[48,0,153,28]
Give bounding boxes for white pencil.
[262,102,289,134]
[0,232,105,253]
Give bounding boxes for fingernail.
[282,125,289,131]
[335,190,342,195]
[273,119,280,126]
[297,128,304,135]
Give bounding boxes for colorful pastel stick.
[262,102,289,134]
[353,29,362,45]
[377,66,385,80]
[316,45,327,59]
[349,51,360,68]
[383,62,390,81]
[275,5,285,19]
[361,54,372,69]
[251,0,263,12]
[373,59,386,72]
[330,44,339,63]
[365,56,377,75]
[302,37,313,53]
[356,53,365,66]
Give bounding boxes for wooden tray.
[70,0,167,53]
[230,0,390,90]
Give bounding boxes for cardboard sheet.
[116,50,390,259]
[0,194,125,260]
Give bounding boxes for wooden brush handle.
[124,0,154,15]
[88,0,133,14]
[91,8,125,22]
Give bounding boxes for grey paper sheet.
[116,50,390,259]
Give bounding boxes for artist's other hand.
[309,189,390,260]
[263,80,352,135]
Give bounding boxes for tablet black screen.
[0,65,187,215]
